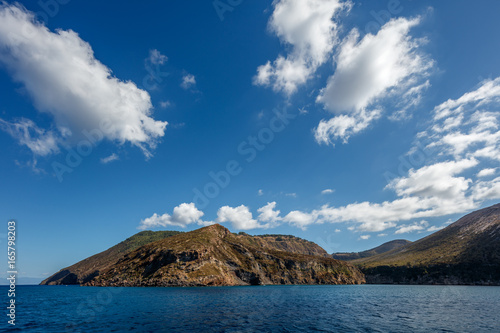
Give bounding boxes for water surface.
[2,285,499,332]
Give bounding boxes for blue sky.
[1,0,500,282]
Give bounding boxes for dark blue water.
[1,285,499,332]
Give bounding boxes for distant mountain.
[44,224,365,287]
[355,203,500,285]
[332,239,411,261]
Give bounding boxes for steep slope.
[332,239,411,261]
[84,224,365,286]
[355,203,500,285]
[42,228,331,286]
[41,230,183,285]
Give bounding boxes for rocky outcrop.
[61,224,364,287]
[42,226,342,286]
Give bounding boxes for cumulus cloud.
[257,202,282,227]
[138,203,208,229]
[477,168,497,178]
[314,109,381,145]
[321,189,334,195]
[359,235,370,240]
[216,205,265,230]
[0,4,167,157]
[283,210,318,230]
[395,220,428,234]
[387,159,478,200]
[254,0,348,95]
[315,17,432,145]
[181,74,196,89]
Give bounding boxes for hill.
[44,224,364,286]
[42,228,331,286]
[355,203,500,285]
[332,239,411,261]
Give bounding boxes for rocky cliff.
[43,225,364,286]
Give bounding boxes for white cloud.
[315,17,432,145]
[0,118,59,156]
[283,210,318,230]
[334,229,341,233]
[314,109,381,145]
[359,235,370,240]
[159,101,172,109]
[472,177,500,201]
[181,74,196,89]
[285,192,297,198]
[427,225,445,232]
[257,202,282,227]
[0,4,167,157]
[387,159,478,200]
[395,220,428,234]
[216,205,265,230]
[477,168,497,178]
[321,189,334,195]
[377,233,387,237]
[100,153,119,164]
[148,49,168,65]
[427,78,500,162]
[258,189,264,196]
[254,0,348,95]
[138,203,208,230]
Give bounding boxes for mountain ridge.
[355,203,500,285]
[332,239,411,261]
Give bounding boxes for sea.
[1,285,499,332]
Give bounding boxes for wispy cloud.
[395,220,428,234]
[181,74,196,89]
[100,153,119,164]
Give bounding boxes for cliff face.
[43,225,364,286]
[355,203,500,285]
[85,225,365,286]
